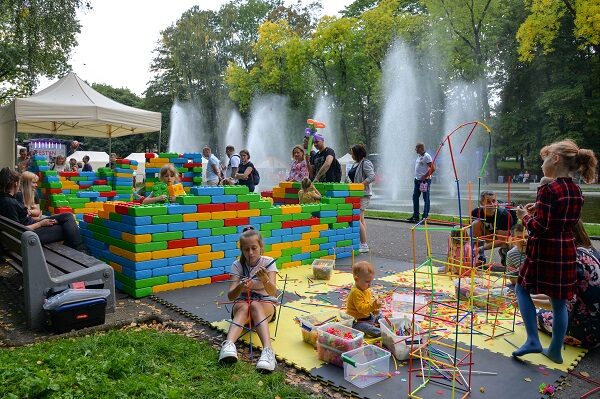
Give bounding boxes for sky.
[40,0,354,95]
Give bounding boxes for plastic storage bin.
[380,317,427,360]
[297,310,353,348]
[342,345,391,388]
[317,323,364,367]
[312,258,335,280]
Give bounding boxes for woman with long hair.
[347,144,376,253]
[18,171,42,220]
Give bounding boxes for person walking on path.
[347,144,376,253]
[407,142,435,222]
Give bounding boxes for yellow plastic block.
[281,261,301,269]
[281,204,301,214]
[153,282,184,293]
[211,211,238,220]
[183,261,212,272]
[305,244,320,253]
[149,157,169,163]
[272,242,292,251]
[115,172,134,178]
[183,212,211,222]
[279,181,294,188]
[264,250,282,258]
[168,183,186,197]
[73,208,87,214]
[301,232,319,240]
[311,224,328,232]
[152,248,184,259]
[197,251,225,261]
[122,232,152,244]
[183,245,211,255]
[183,277,211,288]
[109,262,122,273]
[272,188,285,197]
[348,183,365,191]
[237,209,261,218]
[291,239,310,248]
[109,245,152,262]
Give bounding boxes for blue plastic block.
[352,238,360,246]
[182,182,192,187]
[96,197,108,202]
[264,236,281,245]
[197,267,225,278]
[120,215,152,226]
[121,266,153,280]
[198,235,225,245]
[325,190,350,198]
[108,229,122,239]
[330,235,346,242]
[152,265,184,277]
[321,230,337,237]
[167,204,197,214]
[316,211,337,218]
[289,233,301,241]
[272,228,292,237]
[89,248,110,260]
[133,224,168,234]
[212,258,235,268]
[225,249,241,258]
[146,167,160,174]
[320,242,336,250]
[77,191,100,198]
[169,255,198,266]
[225,233,240,242]
[223,265,232,273]
[292,226,311,234]
[352,209,361,215]
[336,252,352,259]
[183,229,212,239]
[171,158,187,164]
[212,242,237,252]
[168,271,198,283]
[168,222,198,232]
[80,172,99,177]
[83,237,108,250]
[190,186,224,196]
[249,216,271,224]
[292,253,311,262]
[211,195,237,204]
[345,233,356,240]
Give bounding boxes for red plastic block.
[224,202,249,211]
[83,214,95,223]
[115,204,131,215]
[145,153,156,159]
[211,274,230,283]
[306,217,321,226]
[48,188,62,194]
[198,204,224,213]
[93,179,108,185]
[337,216,353,223]
[284,188,299,194]
[180,177,192,182]
[261,191,273,197]
[59,171,78,177]
[345,197,361,204]
[168,238,198,249]
[55,207,73,214]
[185,162,203,168]
[224,217,249,227]
[352,215,360,221]
[99,191,117,197]
[116,159,130,164]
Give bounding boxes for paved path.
[364,217,600,399]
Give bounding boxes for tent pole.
[158,128,162,153]
[108,126,112,155]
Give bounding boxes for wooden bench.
[0,215,115,330]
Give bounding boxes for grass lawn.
[365,210,600,237]
[0,329,317,399]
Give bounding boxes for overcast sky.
[40,0,354,95]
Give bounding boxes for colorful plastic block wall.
[144,152,203,195]
[78,182,365,298]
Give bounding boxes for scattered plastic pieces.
[524,377,532,382]
[538,383,555,395]
[479,386,486,393]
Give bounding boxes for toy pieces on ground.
[152,182,168,198]
[168,183,186,197]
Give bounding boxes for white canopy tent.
[0,72,162,168]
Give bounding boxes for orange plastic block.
[168,183,186,197]
[121,232,152,244]
[291,239,310,248]
[264,250,282,258]
[109,262,122,273]
[301,232,319,240]
[237,209,261,218]
[211,211,238,220]
[348,183,365,191]
[152,248,184,260]
[281,205,301,214]
[149,157,169,163]
[183,212,211,222]
[279,181,294,188]
[272,242,292,251]
[183,261,212,272]
[305,244,320,253]
[183,245,211,255]
[153,282,184,293]
[281,261,301,269]
[183,278,211,288]
[311,224,328,232]
[197,251,225,261]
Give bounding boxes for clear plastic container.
[312,258,335,280]
[297,310,353,348]
[317,322,364,367]
[380,317,427,360]
[342,345,391,388]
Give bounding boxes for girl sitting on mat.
[218,227,278,372]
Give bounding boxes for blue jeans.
[353,314,381,337]
[412,178,431,219]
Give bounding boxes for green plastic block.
[119,163,131,169]
[264,244,272,252]
[301,258,313,265]
[337,239,352,247]
[284,193,299,199]
[113,239,168,253]
[67,198,90,204]
[332,222,349,229]
[320,203,337,211]
[292,212,310,220]
[44,170,58,176]
[212,226,237,236]
[322,197,345,204]
[88,224,111,236]
[152,214,183,224]
[261,222,282,231]
[250,200,272,209]
[41,182,62,188]
[271,214,292,222]
[261,230,272,238]
[337,203,352,210]
[261,207,282,216]
[176,167,187,173]
[90,185,113,192]
[192,167,203,173]
[311,237,328,245]
[128,204,168,217]
[349,191,364,197]
[320,217,337,224]
[224,185,248,195]
[301,204,321,214]
[290,182,301,189]
[192,177,203,183]
[49,194,66,201]
[337,209,353,217]
[198,220,225,229]
[282,247,301,256]
[109,213,123,222]
[115,278,153,298]
[54,200,69,207]
[237,193,261,202]
[115,188,133,194]
[312,250,329,258]
[276,256,292,268]
[116,273,168,289]
[176,195,211,205]
[152,231,183,242]
[158,152,179,158]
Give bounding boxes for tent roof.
[0,72,161,138]
[338,153,354,163]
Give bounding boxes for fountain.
[313,94,342,155]
[246,95,291,187]
[378,40,420,200]
[168,101,207,154]
[224,109,245,153]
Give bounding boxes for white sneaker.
[256,347,277,372]
[218,340,238,364]
[359,243,370,253]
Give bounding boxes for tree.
[0,0,91,102]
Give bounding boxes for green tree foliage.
[0,0,90,102]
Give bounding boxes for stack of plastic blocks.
[144,152,203,195]
[78,183,363,298]
[113,159,138,201]
[28,154,50,173]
